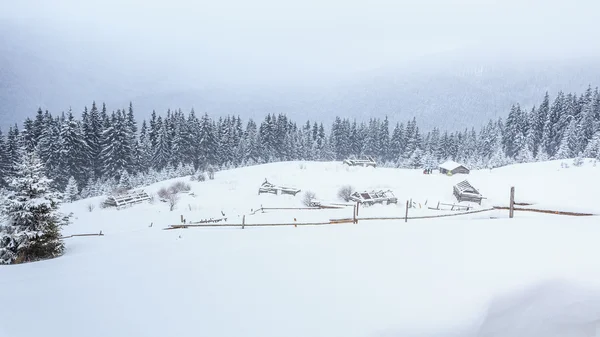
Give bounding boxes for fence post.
[509,187,515,218]
[180,215,184,223]
[353,205,357,224]
[405,200,409,222]
[356,201,360,217]
[437,201,440,210]
[242,215,245,229]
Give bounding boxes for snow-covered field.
[1,159,600,337]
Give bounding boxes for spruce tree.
[198,113,217,168]
[0,129,9,186]
[118,170,131,190]
[0,149,66,264]
[58,111,89,187]
[555,119,578,159]
[64,177,79,202]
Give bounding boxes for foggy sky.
[3,0,599,88]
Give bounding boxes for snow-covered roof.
[439,160,467,171]
[454,180,480,195]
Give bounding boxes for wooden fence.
[61,232,104,239]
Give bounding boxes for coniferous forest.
[0,86,599,202]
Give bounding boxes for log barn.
[453,180,483,204]
[439,160,470,175]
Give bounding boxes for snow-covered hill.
[1,160,600,337]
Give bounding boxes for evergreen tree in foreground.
[0,149,66,264]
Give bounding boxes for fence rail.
[492,206,595,216]
[61,232,104,239]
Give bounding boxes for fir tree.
[0,129,9,186]
[0,149,66,264]
[410,148,424,169]
[64,177,79,202]
[118,170,131,190]
[555,119,578,159]
[58,110,89,187]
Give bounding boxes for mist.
[2,0,600,128]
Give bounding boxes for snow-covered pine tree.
[64,176,79,202]
[32,108,45,145]
[583,131,600,159]
[404,117,419,158]
[555,119,578,159]
[578,98,596,153]
[198,113,218,168]
[100,111,131,179]
[516,133,535,163]
[242,119,260,164]
[409,148,424,169]
[6,125,21,175]
[0,129,9,186]
[362,118,380,159]
[118,169,131,190]
[0,149,66,264]
[137,121,152,173]
[21,118,37,152]
[58,110,89,187]
[216,117,232,166]
[503,104,527,158]
[230,116,244,167]
[379,116,390,163]
[152,121,171,171]
[82,102,104,179]
[533,93,549,156]
[349,121,363,159]
[421,149,438,170]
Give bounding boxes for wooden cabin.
[343,156,377,168]
[453,180,483,204]
[258,179,301,196]
[439,160,470,175]
[348,189,398,206]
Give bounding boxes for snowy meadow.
[2,160,600,337]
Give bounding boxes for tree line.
[0,85,598,200]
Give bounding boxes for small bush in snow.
[302,191,317,207]
[207,165,215,180]
[299,163,306,170]
[148,193,156,204]
[87,203,95,212]
[573,157,584,167]
[197,173,206,182]
[169,181,191,194]
[337,185,355,202]
[157,187,170,200]
[560,162,570,169]
[168,193,179,211]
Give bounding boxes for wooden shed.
[439,160,470,175]
[102,190,151,208]
[258,179,301,196]
[348,190,398,206]
[343,156,377,168]
[453,180,483,204]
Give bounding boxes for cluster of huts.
[102,157,483,210]
[256,158,483,207]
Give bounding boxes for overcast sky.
[3,0,599,88]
